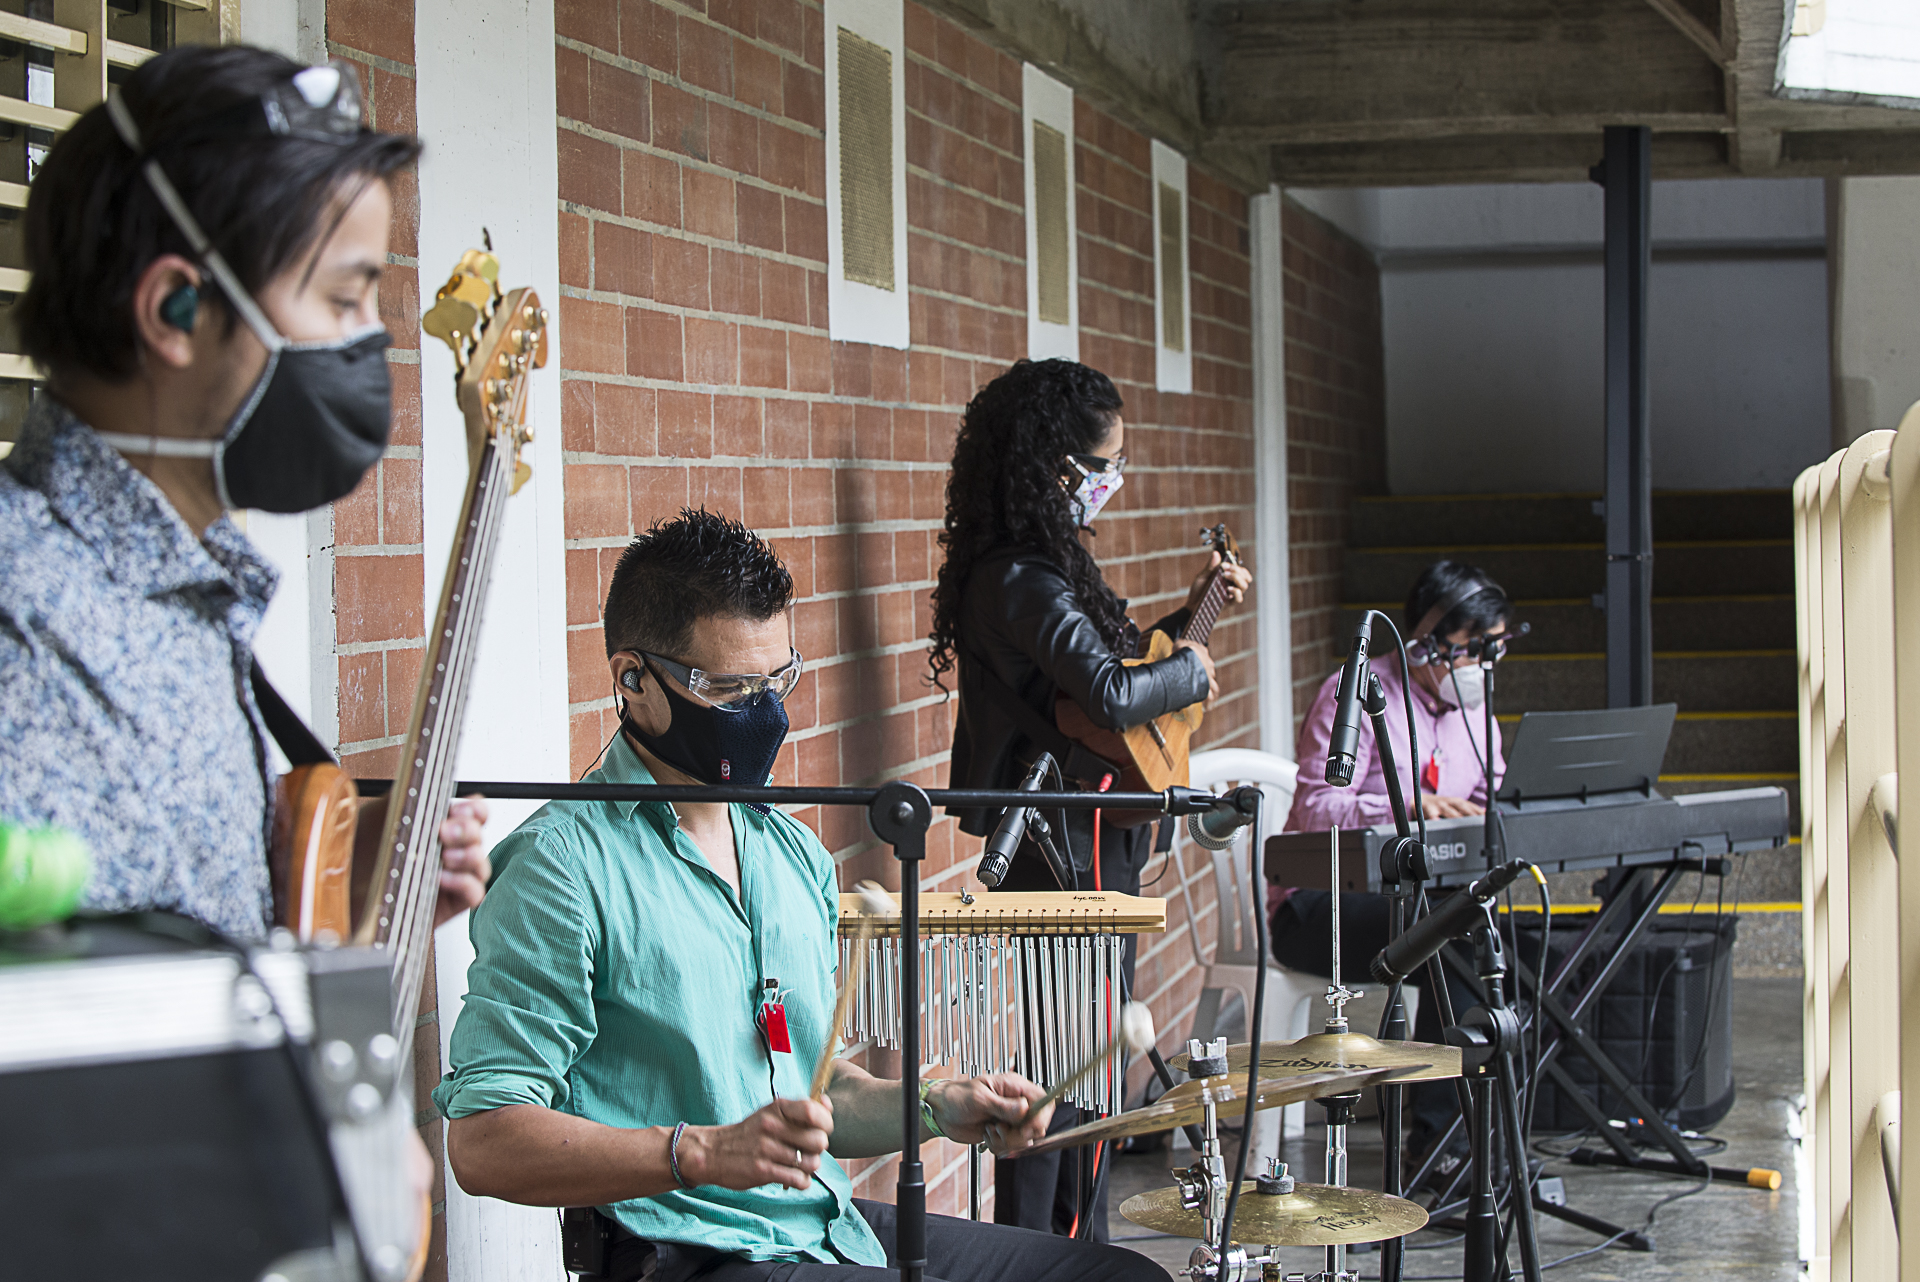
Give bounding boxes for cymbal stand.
[1316,840,1362,1282]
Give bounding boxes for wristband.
[919,1079,947,1140]
[670,1121,692,1188]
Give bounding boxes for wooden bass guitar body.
[272,763,359,943]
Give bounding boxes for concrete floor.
[1106,978,1802,1279]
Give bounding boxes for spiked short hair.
[603,509,794,658]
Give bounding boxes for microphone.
[1369,860,1532,984]
[1186,785,1262,851]
[977,751,1054,888]
[1325,614,1373,787]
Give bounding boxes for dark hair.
[604,509,795,658]
[1405,560,1509,640]
[17,44,421,383]
[927,358,1128,693]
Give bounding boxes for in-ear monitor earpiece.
[621,669,641,692]
[160,283,199,334]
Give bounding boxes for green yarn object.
[0,822,91,929]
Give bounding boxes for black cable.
[1669,853,1744,1110]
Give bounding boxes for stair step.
[1343,541,1793,601]
[1349,490,1791,548]
[1338,595,1795,654]
[1493,651,1795,713]
[1663,714,1799,774]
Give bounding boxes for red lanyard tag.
[761,1001,792,1054]
[1422,750,1441,794]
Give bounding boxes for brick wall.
[551,0,1256,1215]
[1283,197,1387,730]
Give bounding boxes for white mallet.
[811,881,895,1101]
[1021,1001,1157,1122]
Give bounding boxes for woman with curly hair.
[930,357,1248,1239]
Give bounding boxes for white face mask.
[1062,454,1125,529]
[1447,664,1486,711]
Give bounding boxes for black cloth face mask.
[622,677,790,794]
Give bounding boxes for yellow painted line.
[1342,594,1791,608]
[1494,710,1795,723]
[1358,540,1789,554]
[1499,902,1803,915]
[1660,772,1796,782]
[1501,649,1794,661]
[1354,489,1787,503]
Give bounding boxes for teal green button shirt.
[432,736,885,1265]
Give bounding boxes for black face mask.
[217,328,393,513]
[623,681,790,793]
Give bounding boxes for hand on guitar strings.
[1176,638,1221,705]
[435,795,492,926]
[929,1073,1056,1155]
[1184,550,1251,614]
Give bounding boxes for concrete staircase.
[1338,491,1800,972]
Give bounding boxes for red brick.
[691,465,745,516]
[657,389,714,456]
[791,467,834,525]
[788,333,831,393]
[624,150,682,227]
[557,0,618,52]
[336,554,425,646]
[713,395,762,455]
[329,0,412,66]
[565,464,630,539]
[562,378,596,453]
[742,464,790,527]
[737,184,785,253]
[626,307,683,381]
[683,168,737,240]
[760,258,806,324]
[760,0,805,55]
[381,455,423,545]
[596,383,656,457]
[334,465,380,546]
[559,211,591,288]
[710,247,760,315]
[619,0,676,70]
[384,647,424,741]
[784,195,826,261]
[556,44,591,120]
[337,652,385,744]
[811,402,853,458]
[853,404,891,460]
[710,103,761,176]
[766,399,809,455]
[679,15,733,96]
[683,317,738,384]
[568,627,614,704]
[558,128,622,213]
[595,221,653,298]
[734,39,782,113]
[652,82,709,160]
[652,236,711,308]
[369,64,416,139]
[565,548,602,626]
[570,709,613,781]
[630,465,692,524]
[757,119,808,194]
[561,296,626,376]
[783,60,823,130]
[587,57,649,142]
[376,265,418,349]
[739,325,787,389]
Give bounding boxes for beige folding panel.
[1890,407,1920,1275]
[1797,461,1834,1279]
[1839,431,1899,1277]
[1818,452,1857,1279]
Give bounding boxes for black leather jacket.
[946,547,1209,836]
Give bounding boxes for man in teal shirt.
[435,510,1162,1282]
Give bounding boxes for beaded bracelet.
[669,1121,692,1189]
[919,1079,947,1140]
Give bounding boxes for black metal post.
[869,781,934,1282]
[1595,124,1654,708]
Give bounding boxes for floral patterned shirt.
[0,396,277,938]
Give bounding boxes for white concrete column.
[1829,176,1920,449]
[1249,185,1293,756]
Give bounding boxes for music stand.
[1495,704,1677,807]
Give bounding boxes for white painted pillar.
[1249,185,1294,757]
[1829,176,1920,449]
[415,1,567,1277]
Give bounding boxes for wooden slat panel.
[0,96,80,132]
[0,354,41,381]
[0,267,30,293]
[0,11,86,54]
[157,0,210,10]
[0,180,31,210]
[106,39,154,69]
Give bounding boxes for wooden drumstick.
[1020,1002,1156,1123]
[811,881,894,1101]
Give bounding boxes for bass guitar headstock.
[422,245,549,491]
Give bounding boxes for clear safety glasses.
[642,648,805,712]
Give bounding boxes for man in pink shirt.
[1272,561,1511,1175]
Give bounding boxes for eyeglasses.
[640,648,805,712]
[1064,453,1125,481]
[153,60,369,149]
[1419,630,1520,667]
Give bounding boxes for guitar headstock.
[422,247,549,490]
[1198,523,1242,567]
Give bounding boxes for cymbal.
[1016,1064,1420,1157]
[1169,1031,1463,1083]
[1121,1180,1429,1246]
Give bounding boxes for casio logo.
[1431,841,1470,864]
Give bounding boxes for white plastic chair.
[1173,748,1312,1148]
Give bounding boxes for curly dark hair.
[604,508,794,658]
[927,359,1129,692]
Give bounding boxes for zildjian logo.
[1313,1213,1382,1231]
[1267,1057,1382,1071]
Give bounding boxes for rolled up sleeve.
[432,831,601,1120]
